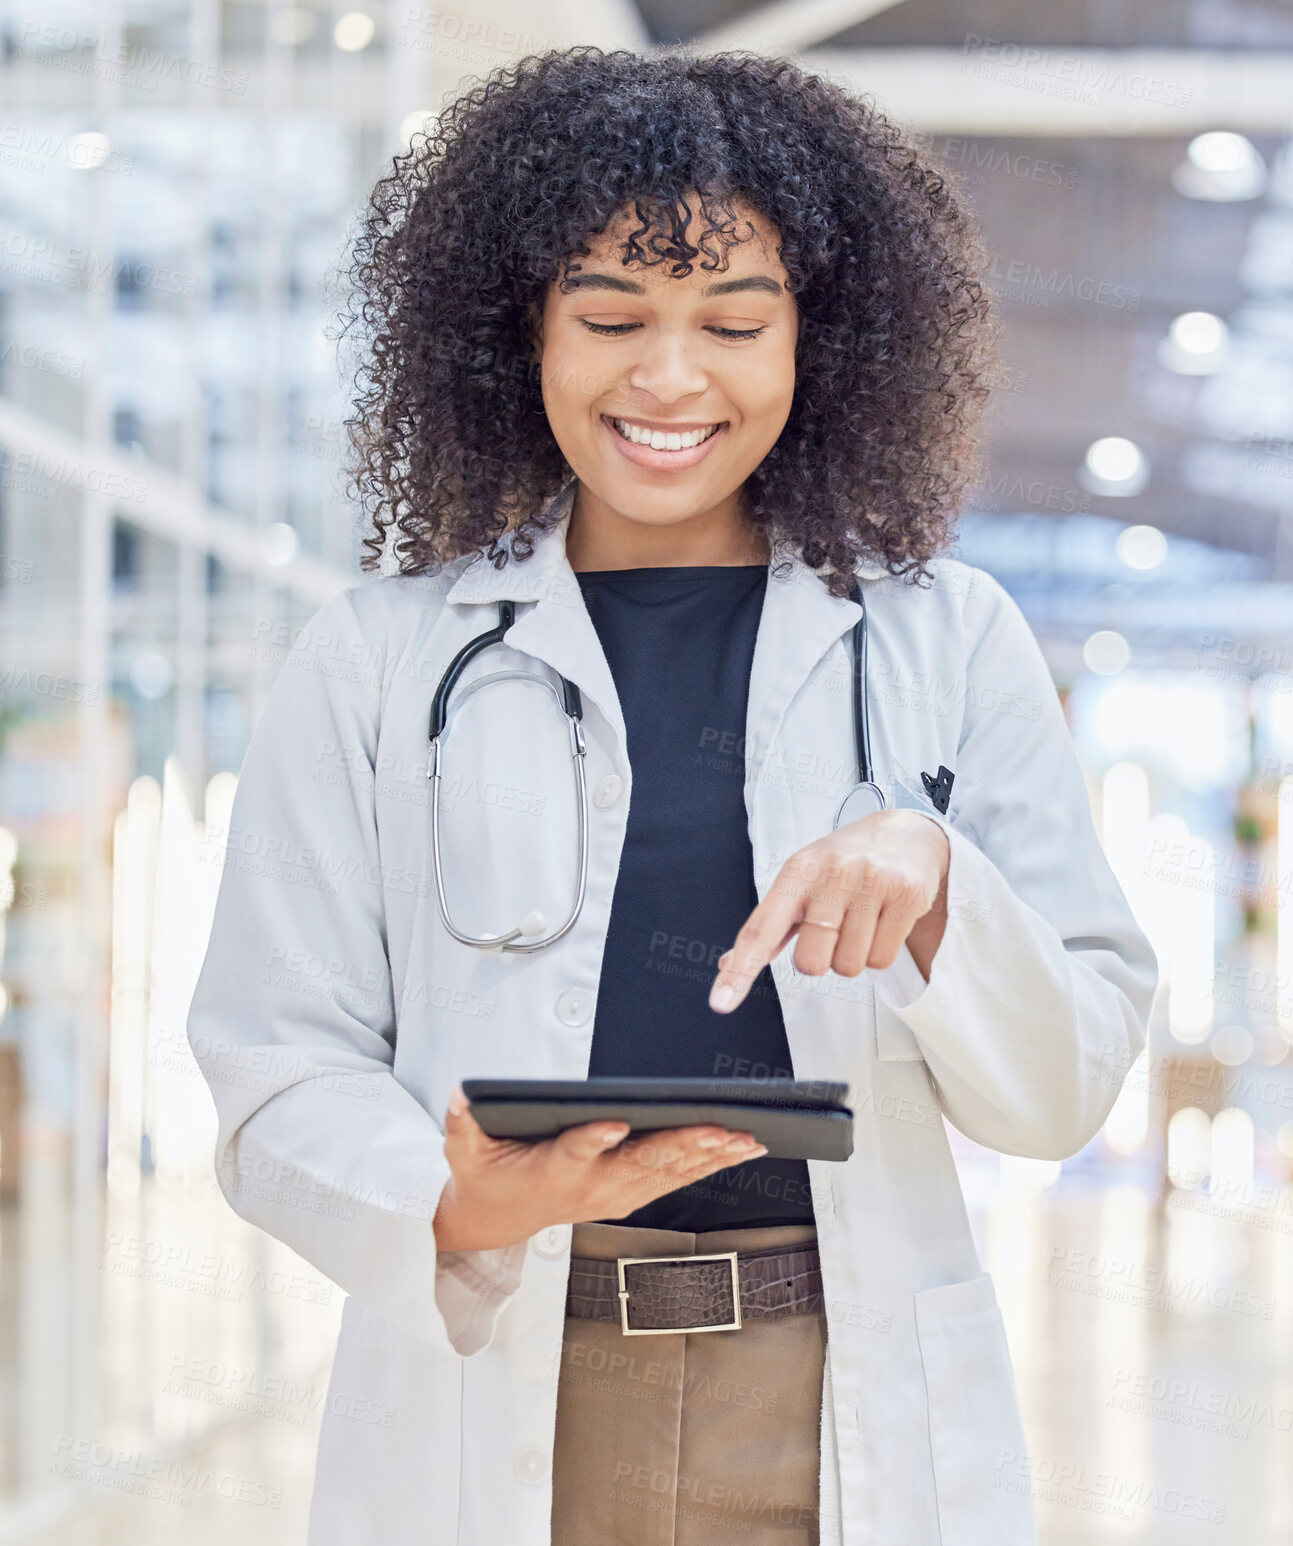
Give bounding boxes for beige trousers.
[550,1220,826,1546]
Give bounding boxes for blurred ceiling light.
[270,6,318,45]
[1172,131,1267,202]
[1211,1106,1254,1195]
[131,652,173,700]
[1081,436,1149,497]
[334,11,375,51]
[1167,1105,1210,1189]
[399,110,439,148]
[1157,310,1231,375]
[262,522,299,566]
[1146,813,1215,1043]
[1210,1024,1254,1066]
[68,132,111,171]
[1083,629,1131,675]
[1254,1025,1288,1065]
[1116,524,1167,570]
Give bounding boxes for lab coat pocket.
[870,946,929,1061]
[914,1272,1037,1546]
[874,999,925,1061]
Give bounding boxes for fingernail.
[748,1144,768,1159]
[697,1133,724,1148]
[448,1084,466,1115]
[710,984,736,1013]
[602,1127,627,1146]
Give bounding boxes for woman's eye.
[579,320,767,341]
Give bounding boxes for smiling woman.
[340,46,1000,595]
[187,41,1157,1546]
[536,198,799,569]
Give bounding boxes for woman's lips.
[601,414,729,471]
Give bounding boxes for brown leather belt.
[566,1241,824,1335]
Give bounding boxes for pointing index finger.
[708,891,803,1013]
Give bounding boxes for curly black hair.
[342,46,998,596]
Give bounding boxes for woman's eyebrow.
[563,273,784,298]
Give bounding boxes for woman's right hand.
[433,1083,769,1252]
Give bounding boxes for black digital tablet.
[460,1076,854,1162]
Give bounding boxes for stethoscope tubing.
[428,577,879,951]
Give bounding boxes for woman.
[188,47,1158,1546]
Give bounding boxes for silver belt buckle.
[615,1250,742,1335]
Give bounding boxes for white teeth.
[611,418,721,450]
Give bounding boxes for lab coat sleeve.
[868,570,1159,1160]
[186,585,527,1356]
[434,1242,529,1357]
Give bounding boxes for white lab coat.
[187,477,1157,1546]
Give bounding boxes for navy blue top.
[575,564,816,1232]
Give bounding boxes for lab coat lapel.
[443,480,628,749]
[743,548,877,806]
[445,479,887,783]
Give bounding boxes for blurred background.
[0,1,1291,1541]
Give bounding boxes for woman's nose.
[622,332,710,404]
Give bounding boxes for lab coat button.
[555,988,592,1027]
[514,1448,549,1484]
[593,774,624,809]
[532,1223,572,1259]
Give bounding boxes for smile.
[609,418,724,451]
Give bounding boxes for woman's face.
[534,197,798,532]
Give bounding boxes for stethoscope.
[428,579,888,954]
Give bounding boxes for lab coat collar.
[443,479,584,608]
[443,478,884,761]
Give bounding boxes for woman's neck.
[564,481,770,572]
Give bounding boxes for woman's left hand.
[709,809,951,1013]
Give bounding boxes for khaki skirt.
[550,1220,826,1546]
